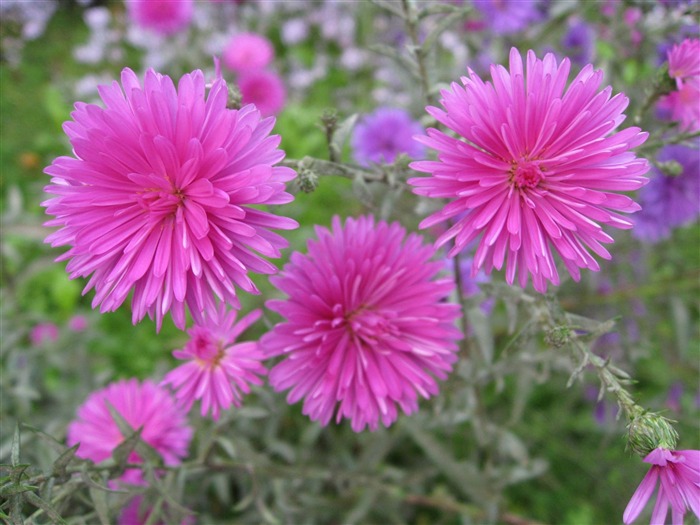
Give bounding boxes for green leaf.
[51,443,79,480]
[11,424,20,468]
[88,485,111,525]
[106,401,162,466]
[24,491,68,525]
[0,483,38,497]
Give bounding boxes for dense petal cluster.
[261,215,462,432]
[623,448,700,524]
[161,305,266,420]
[125,0,193,35]
[43,67,298,329]
[409,48,649,292]
[633,140,700,242]
[351,107,426,166]
[67,379,192,484]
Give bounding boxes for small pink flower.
[29,322,59,346]
[409,48,649,293]
[161,306,266,420]
[125,0,194,35]
[222,33,275,72]
[623,448,700,524]
[262,215,462,432]
[67,379,192,485]
[238,70,287,117]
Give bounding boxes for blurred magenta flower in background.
[262,215,462,432]
[222,32,275,73]
[238,70,287,116]
[43,67,298,330]
[409,49,649,292]
[67,379,192,485]
[161,305,266,420]
[351,107,425,166]
[125,0,193,36]
[29,322,59,346]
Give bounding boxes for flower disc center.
[512,160,545,189]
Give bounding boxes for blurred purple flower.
[633,140,700,242]
[222,32,275,73]
[561,18,594,66]
[351,108,425,166]
[125,0,193,35]
[29,322,59,346]
[472,0,545,35]
[238,70,287,116]
[665,382,684,412]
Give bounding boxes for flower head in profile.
[661,38,700,131]
[67,379,192,484]
[633,140,700,242]
[161,305,266,420]
[43,67,298,330]
[222,32,275,73]
[261,215,462,432]
[125,0,194,35]
[668,38,700,89]
[238,70,287,117]
[623,448,700,524]
[351,107,425,167]
[409,48,649,293]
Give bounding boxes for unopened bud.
[658,160,683,177]
[626,411,678,457]
[297,167,319,193]
[545,326,572,348]
[227,84,242,110]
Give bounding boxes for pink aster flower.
[238,70,287,117]
[161,305,266,420]
[623,448,700,524]
[409,48,649,293]
[43,67,298,330]
[662,39,700,131]
[67,379,192,485]
[125,0,194,35]
[222,32,275,73]
[261,215,462,432]
[668,38,700,90]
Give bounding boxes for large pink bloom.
[409,48,649,293]
[623,448,700,524]
[125,0,194,35]
[67,379,193,484]
[261,215,462,432]
[43,68,298,330]
[161,306,266,420]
